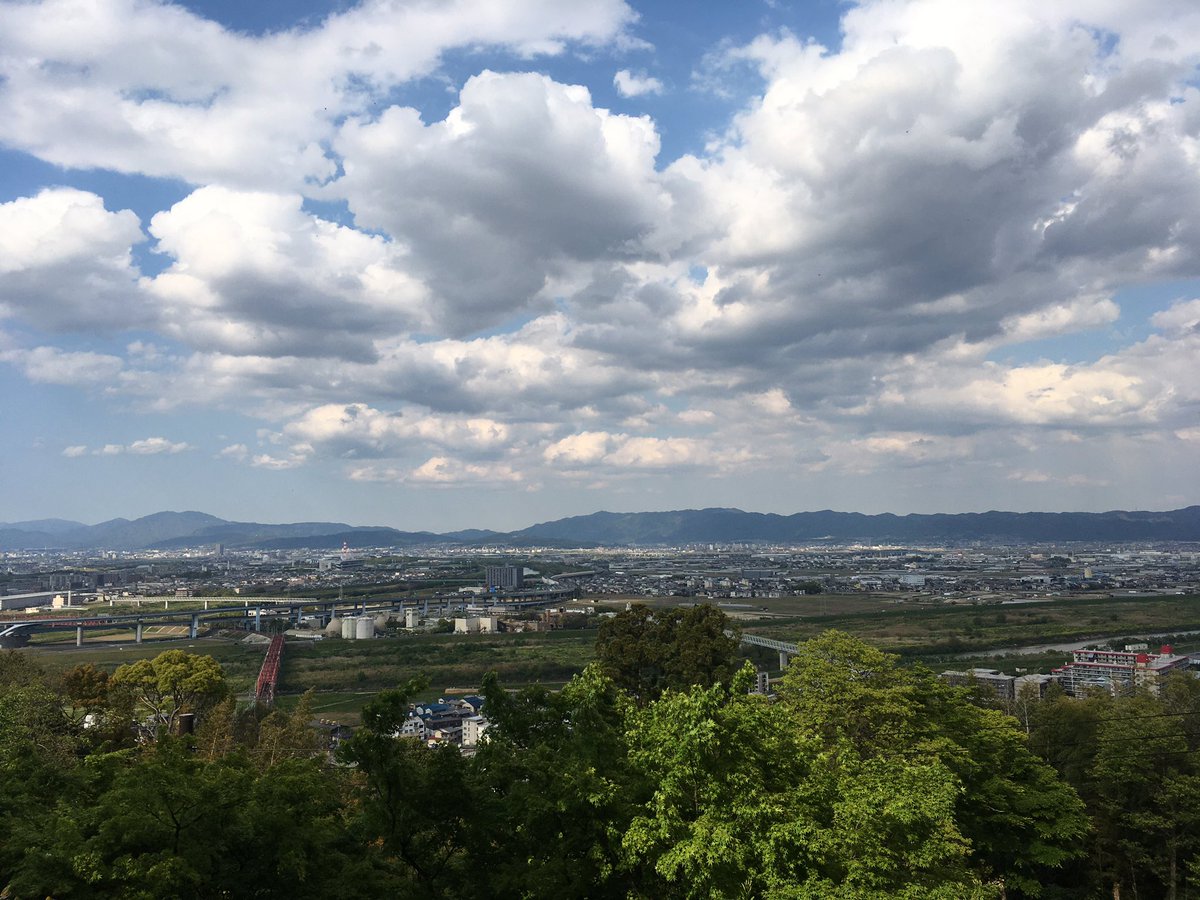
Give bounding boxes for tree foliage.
[5,628,1196,898]
[111,649,228,732]
[595,603,740,702]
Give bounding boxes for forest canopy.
[0,607,1195,898]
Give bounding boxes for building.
[1014,673,1058,699]
[455,616,499,634]
[939,668,1016,701]
[462,715,490,748]
[485,565,524,591]
[1053,645,1191,697]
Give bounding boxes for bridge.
[0,589,572,647]
[255,635,285,705]
[0,598,373,646]
[735,632,799,670]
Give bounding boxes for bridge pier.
[779,651,790,671]
[76,625,83,647]
[135,621,143,644]
[189,614,199,640]
[254,606,262,632]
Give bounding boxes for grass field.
[18,592,1200,723]
[20,628,598,723]
[742,593,1200,656]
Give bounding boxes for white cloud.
[71,437,190,457]
[544,431,613,465]
[1151,298,1200,334]
[330,70,669,333]
[0,189,148,331]
[348,457,523,485]
[5,0,1200,511]
[127,437,189,455]
[251,450,310,470]
[614,69,664,97]
[1009,470,1111,487]
[218,443,249,461]
[0,0,637,188]
[144,186,429,358]
[0,346,124,385]
[282,403,511,457]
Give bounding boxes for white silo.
[341,617,356,639]
[355,616,375,640]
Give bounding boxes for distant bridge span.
[0,591,570,645]
[734,631,799,671]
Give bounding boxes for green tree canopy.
[595,604,741,703]
[111,649,227,733]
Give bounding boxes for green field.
[20,628,597,723]
[277,630,595,694]
[19,592,1200,723]
[741,593,1200,656]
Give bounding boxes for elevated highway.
[735,632,800,670]
[0,589,572,647]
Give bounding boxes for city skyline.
[2,0,1199,532]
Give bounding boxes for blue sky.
[1,0,1198,531]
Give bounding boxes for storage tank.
[355,616,375,640]
[341,617,356,639]
[404,608,418,628]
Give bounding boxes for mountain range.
[2,506,1199,550]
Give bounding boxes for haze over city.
[2,0,1199,531]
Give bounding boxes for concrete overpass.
[736,632,800,670]
[0,589,571,647]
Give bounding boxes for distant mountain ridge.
[1,506,1198,550]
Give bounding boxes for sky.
[1,0,1199,532]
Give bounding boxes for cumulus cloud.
[330,71,669,333]
[1008,470,1112,487]
[0,0,637,188]
[251,448,311,470]
[218,443,249,461]
[127,437,189,455]
[282,403,510,456]
[614,69,664,97]
[144,186,429,358]
[0,346,125,385]
[5,0,1200,507]
[543,430,753,472]
[348,457,523,485]
[0,189,148,331]
[64,437,190,456]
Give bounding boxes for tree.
[338,679,473,898]
[778,631,1088,897]
[595,604,741,703]
[110,650,227,734]
[468,665,645,898]
[59,662,111,726]
[2,741,358,899]
[255,689,322,771]
[622,662,988,899]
